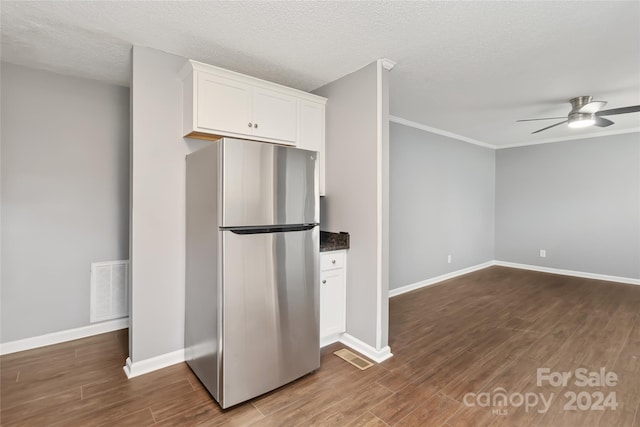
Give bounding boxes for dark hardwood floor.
[2,266,639,426]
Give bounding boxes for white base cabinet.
[320,250,347,346]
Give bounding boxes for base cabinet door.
[320,251,346,345]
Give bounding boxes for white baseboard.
[123,348,185,378]
[339,333,393,364]
[122,334,385,379]
[0,318,129,355]
[389,261,495,297]
[389,261,639,298]
[494,261,640,286]
[320,332,343,348]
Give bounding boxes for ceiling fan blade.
[517,117,567,122]
[532,120,568,134]
[596,105,640,116]
[578,101,607,113]
[594,117,614,127]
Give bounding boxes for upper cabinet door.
[197,73,253,135]
[252,88,297,144]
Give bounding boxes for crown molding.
[379,58,396,71]
[389,115,497,149]
[498,127,640,149]
[389,115,639,150]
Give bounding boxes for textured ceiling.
[2,1,639,146]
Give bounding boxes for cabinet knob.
[254,123,258,128]
[248,122,253,127]
[322,280,327,284]
[332,260,336,264]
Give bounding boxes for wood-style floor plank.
[344,411,389,427]
[1,266,638,426]
[299,382,392,427]
[393,392,461,426]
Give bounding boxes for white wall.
[129,46,208,363]
[495,133,640,279]
[314,61,391,353]
[389,123,496,290]
[1,62,130,342]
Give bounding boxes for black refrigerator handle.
[225,224,318,235]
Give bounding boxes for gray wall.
[1,62,130,342]
[495,133,640,279]
[314,62,389,351]
[389,123,496,290]
[130,47,207,362]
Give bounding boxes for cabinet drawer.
[320,252,345,271]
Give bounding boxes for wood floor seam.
[366,410,391,426]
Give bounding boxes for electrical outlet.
[540,249,546,258]
[447,254,452,264]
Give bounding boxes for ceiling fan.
[517,96,640,134]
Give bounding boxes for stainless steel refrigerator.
[185,138,320,409]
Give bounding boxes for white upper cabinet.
[181,60,326,150]
[297,100,326,195]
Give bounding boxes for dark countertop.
[320,231,350,252]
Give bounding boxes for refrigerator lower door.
[220,226,319,408]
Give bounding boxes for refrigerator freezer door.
[220,226,320,408]
[221,138,318,227]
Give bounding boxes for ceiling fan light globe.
[568,113,596,128]
[568,119,595,128]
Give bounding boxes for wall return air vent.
[90,260,129,323]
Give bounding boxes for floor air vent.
[333,348,374,370]
[90,260,129,323]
